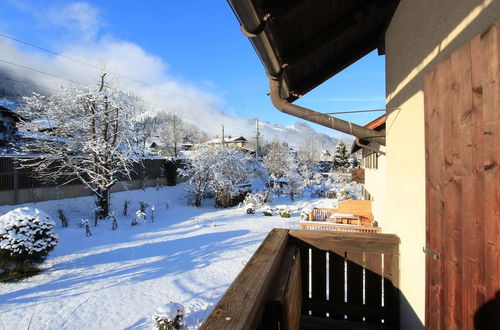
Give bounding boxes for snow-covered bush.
[263,207,273,216]
[80,219,92,237]
[339,188,351,201]
[277,206,291,218]
[242,191,270,214]
[0,207,58,277]
[243,191,270,207]
[132,210,146,226]
[245,203,255,214]
[300,206,314,221]
[152,302,186,329]
[327,189,338,199]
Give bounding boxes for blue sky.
[0,0,386,137]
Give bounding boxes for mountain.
[258,120,341,150]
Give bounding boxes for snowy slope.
[0,184,309,329]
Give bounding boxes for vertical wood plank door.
[424,22,499,329]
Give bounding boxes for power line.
[0,74,183,115]
[0,32,224,110]
[301,108,398,117]
[0,76,61,92]
[324,108,395,115]
[0,32,97,70]
[0,58,89,86]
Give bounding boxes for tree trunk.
[95,188,111,221]
[194,193,202,207]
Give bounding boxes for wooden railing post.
[200,229,289,330]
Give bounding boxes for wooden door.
[424,22,499,329]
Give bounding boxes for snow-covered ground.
[0,184,314,329]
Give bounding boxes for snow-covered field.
[0,184,311,329]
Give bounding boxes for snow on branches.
[19,74,147,219]
[0,207,58,276]
[179,147,266,207]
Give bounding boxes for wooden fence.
[0,157,173,191]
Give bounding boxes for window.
[363,152,378,169]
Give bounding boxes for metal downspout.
[355,138,386,155]
[269,78,386,146]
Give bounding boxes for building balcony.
[200,229,400,330]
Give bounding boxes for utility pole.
[221,124,225,149]
[255,119,260,158]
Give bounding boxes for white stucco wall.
[384,0,499,328]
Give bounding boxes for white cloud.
[46,2,103,41]
[0,1,345,147]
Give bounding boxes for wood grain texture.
[424,21,500,330]
[200,228,289,330]
[289,230,400,254]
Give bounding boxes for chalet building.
[205,135,248,148]
[0,106,23,147]
[202,1,499,329]
[351,115,387,223]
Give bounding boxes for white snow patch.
[0,184,312,329]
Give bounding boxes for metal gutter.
[228,0,386,146]
[269,78,386,145]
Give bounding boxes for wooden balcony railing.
[300,221,382,233]
[200,229,400,330]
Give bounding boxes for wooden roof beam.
[281,1,396,68]
[289,39,378,98]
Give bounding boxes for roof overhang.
[228,0,400,102]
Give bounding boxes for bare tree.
[19,74,146,220]
[159,112,185,157]
[298,134,321,164]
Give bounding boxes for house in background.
[202,1,499,329]
[205,135,248,148]
[0,105,23,148]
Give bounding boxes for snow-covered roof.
[205,136,247,144]
[16,130,68,143]
[0,106,24,122]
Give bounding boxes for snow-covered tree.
[179,147,266,207]
[263,141,296,179]
[333,140,350,170]
[19,74,146,220]
[298,134,320,164]
[284,167,304,201]
[299,161,323,188]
